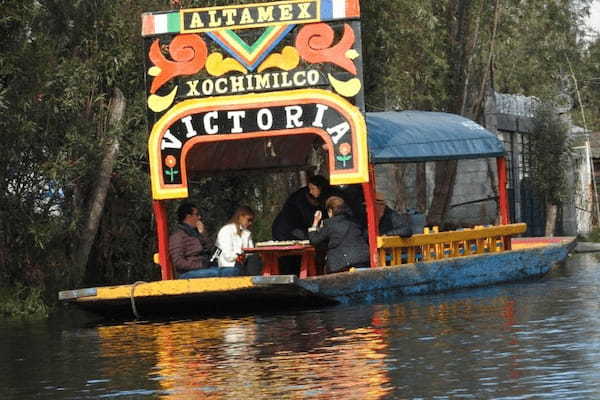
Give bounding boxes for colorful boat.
[58,1,575,319]
[59,234,575,319]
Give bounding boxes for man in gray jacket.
[169,202,214,278]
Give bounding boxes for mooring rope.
[129,281,147,319]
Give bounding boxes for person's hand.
[312,210,322,227]
[236,253,246,264]
[196,220,205,234]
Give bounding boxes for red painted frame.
[362,164,379,268]
[152,200,173,280]
[496,156,510,225]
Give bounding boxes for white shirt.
[215,223,254,267]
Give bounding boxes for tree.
[0,0,165,294]
[1,0,599,316]
[529,104,571,236]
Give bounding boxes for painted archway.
[148,88,369,200]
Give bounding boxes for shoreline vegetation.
[2,0,599,319]
[0,286,49,320]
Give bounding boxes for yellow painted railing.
[376,223,527,266]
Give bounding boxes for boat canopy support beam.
[496,156,510,225]
[362,164,379,268]
[152,200,173,280]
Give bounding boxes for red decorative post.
[152,200,173,280]
[362,164,380,268]
[496,157,510,225]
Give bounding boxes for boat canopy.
[182,110,505,176]
[367,111,506,163]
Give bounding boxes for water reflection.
[4,253,600,399]
[96,311,392,399]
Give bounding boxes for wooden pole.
[362,164,379,268]
[152,200,173,280]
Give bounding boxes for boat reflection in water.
[96,308,393,399]
[92,292,528,399]
[9,255,600,399]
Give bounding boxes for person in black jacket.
[308,196,370,274]
[271,175,329,240]
[375,192,413,237]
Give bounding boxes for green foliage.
[576,37,600,129]
[529,104,572,205]
[0,0,163,297]
[0,285,49,319]
[362,1,448,111]
[185,172,300,244]
[494,0,591,98]
[1,0,600,317]
[582,226,600,242]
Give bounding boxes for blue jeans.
[178,266,241,279]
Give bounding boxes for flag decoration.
[320,0,360,20]
[142,12,180,36]
[141,0,360,37]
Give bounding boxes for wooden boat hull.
[299,237,575,304]
[59,275,335,319]
[59,238,575,319]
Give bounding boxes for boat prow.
[59,275,336,319]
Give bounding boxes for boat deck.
[511,236,575,250]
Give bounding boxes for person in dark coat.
[375,192,413,237]
[271,175,329,241]
[169,202,215,278]
[308,196,370,274]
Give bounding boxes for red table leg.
[299,248,316,278]
[261,253,280,276]
[299,255,308,279]
[307,250,316,277]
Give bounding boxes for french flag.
[320,0,361,20]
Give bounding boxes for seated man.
[169,202,222,279]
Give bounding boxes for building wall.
[485,89,593,236]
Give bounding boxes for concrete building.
[484,90,594,236]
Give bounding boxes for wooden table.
[243,244,317,278]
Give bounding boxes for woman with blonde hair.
[215,206,261,275]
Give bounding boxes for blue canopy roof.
[366,111,505,163]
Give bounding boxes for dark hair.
[308,174,328,190]
[229,205,255,234]
[325,196,346,216]
[176,202,197,223]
